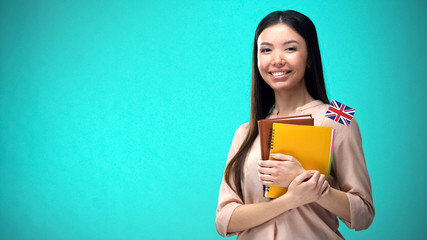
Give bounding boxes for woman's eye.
[260,48,271,53]
[285,47,297,52]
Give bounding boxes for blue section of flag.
[325,100,356,126]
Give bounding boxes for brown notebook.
[257,114,314,198]
[258,115,314,160]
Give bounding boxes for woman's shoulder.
[227,122,250,149]
[302,100,359,129]
[317,101,362,143]
[322,116,362,140]
[234,122,250,136]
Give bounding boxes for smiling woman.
[215,10,374,239]
[257,24,308,95]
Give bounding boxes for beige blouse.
[215,100,374,239]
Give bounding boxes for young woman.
[215,10,374,239]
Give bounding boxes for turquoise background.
[1,0,426,239]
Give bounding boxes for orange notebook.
[265,123,335,198]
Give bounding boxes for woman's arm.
[227,192,294,233]
[228,171,328,233]
[327,118,374,229]
[316,187,350,222]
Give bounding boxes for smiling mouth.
[270,70,292,77]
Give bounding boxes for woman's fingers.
[316,174,325,194]
[258,171,272,180]
[258,161,273,174]
[259,179,273,185]
[287,170,331,208]
[257,165,270,174]
[258,171,274,185]
[292,170,314,185]
[257,160,280,176]
[317,174,325,188]
[258,160,272,184]
[321,180,330,196]
[257,160,273,170]
[258,158,313,188]
[258,159,273,168]
[270,153,292,161]
[307,170,320,185]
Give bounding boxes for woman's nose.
[272,53,285,66]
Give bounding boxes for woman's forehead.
[257,24,304,45]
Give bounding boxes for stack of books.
[258,115,335,198]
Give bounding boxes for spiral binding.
[268,129,275,150]
[264,128,276,194]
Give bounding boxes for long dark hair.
[224,10,329,199]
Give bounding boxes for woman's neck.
[273,83,314,117]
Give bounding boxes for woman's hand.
[285,170,330,208]
[257,154,305,187]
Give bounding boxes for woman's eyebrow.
[283,40,299,45]
[260,40,299,46]
[260,42,273,46]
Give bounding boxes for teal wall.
[1,0,426,239]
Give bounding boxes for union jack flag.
[325,100,356,126]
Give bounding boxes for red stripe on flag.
[327,104,354,120]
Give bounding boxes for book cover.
[265,123,335,198]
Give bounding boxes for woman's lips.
[269,70,292,79]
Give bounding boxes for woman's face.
[257,24,308,93]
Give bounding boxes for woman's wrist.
[276,192,299,211]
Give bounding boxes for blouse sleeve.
[215,125,246,237]
[331,118,375,230]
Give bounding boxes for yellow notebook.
[265,123,335,198]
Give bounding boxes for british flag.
[325,100,356,126]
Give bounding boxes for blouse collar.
[269,100,324,116]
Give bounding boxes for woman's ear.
[307,59,312,68]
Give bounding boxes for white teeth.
[272,72,286,76]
